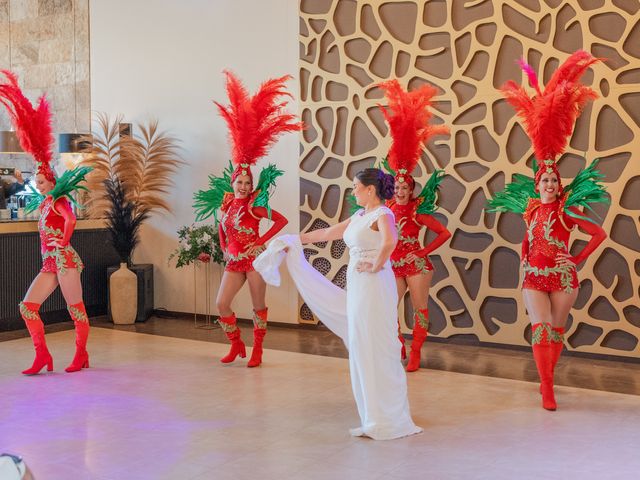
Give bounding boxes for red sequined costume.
[494,51,607,410]
[388,199,450,278]
[219,194,287,273]
[39,196,84,274]
[376,79,450,371]
[194,71,302,367]
[1,69,91,375]
[522,200,605,293]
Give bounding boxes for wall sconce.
[58,133,93,153]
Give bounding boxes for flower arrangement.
[169,224,224,268]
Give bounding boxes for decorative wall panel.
[299,0,640,357]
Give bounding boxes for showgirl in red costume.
[377,80,451,372]
[194,71,302,367]
[489,51,608,410]
[0,71,92,375]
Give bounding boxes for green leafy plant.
[169,224,224,268]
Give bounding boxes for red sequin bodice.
[220,197,260,259]
[39,196,69,255]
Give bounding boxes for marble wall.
[0,0,89,173]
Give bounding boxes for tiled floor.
[1,326,640,479]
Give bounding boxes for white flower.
[202,233,211,243]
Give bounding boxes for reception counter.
[0,219,120,331]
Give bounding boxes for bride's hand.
[356,261,376,273]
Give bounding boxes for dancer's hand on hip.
[555,252,576,267]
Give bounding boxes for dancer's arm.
[252,207,288,246]
[521,231,530,265]
[558,209,607,266]
[218,223,227,253]
[414,214,451,257]
[50,199,76,248]
[244,207,288,256]
[300,218,351,244]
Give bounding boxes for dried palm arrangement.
[80,113,182,264]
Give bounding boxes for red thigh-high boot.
[397,319,407,361]
[248,308,268,368]
[406,308,429,372]
[19,302,53,375]
[65,302,90,373]
[532,323,556,411]
[550,326,565,374]
[540,326,566,394]
[219,313,246,363]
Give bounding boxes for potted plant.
[81,114,182,324]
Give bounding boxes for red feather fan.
[377,79,449,183]
[500,51,600,165]
[214,71,303,181]
[0,70,55,182]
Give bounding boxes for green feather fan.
[486,173,536,215]
[193,161,234,223]
[25,166,93,214]
[379,156,395,176]
[563,158,610,223]
[416,169,445,215]
[252,163,284,219]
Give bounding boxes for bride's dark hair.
[355,168,395,200]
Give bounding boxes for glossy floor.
[1,326,640,479]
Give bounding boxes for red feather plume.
[0,70,54,181]
[214,71,303,173]
[500,51,600,164]
[377,79,449,176]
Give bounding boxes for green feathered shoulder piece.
[251,163,284,219]
[380,156,395,176]
[25,165,93,214]
[487,159,609,223]
[563,158,610,223]
[193,161,234,223]
[486,172,536,215]
[416,169,445,215]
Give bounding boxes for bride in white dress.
[290,168,422,440]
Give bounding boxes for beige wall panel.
[299,0,640,357]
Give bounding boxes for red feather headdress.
[214,70,303,183]
[0,70,55,183]
[500,50,600,189]
[377,79,449,188]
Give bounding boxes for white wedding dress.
[254,206,422,440]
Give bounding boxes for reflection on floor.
[1,325,640,479]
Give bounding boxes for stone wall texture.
[0,0,89,172]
